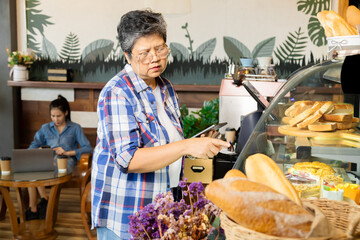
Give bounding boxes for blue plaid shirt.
[91,64,184,239]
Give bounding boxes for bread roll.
[224,169,246,178]
[205,177,313,238]
[346,5,360,29]
[245,154,302,206]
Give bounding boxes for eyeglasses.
[133,45,170,64]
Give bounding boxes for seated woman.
[26,95,92,220]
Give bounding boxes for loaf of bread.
[317,10,358,37]
[224,169,246,178]
[205,177,314,238]
[245,153,302,206]
[346,5,360,29]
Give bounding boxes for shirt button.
[151,101,154,104]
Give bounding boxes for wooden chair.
[80,168,96,239]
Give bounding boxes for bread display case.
[233,55,360,200]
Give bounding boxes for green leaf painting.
[252,37,276,58]
[26,0,54,53]
[223,36,252,63]
[82,39,114,64]
[59,32,81,63]
[297,0,330,16]
[194,38,216,63]
[41,36,58,61]
[274,27,307,63]
[223,36,275,64]
[308,16,327,46]
[170,42,190,60]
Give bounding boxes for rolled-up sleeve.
[74,125,93,160]
[29,128,46,149]
[99,89,141,173]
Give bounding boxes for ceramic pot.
[10,65,29,81]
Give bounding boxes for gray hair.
[117,10,167,59]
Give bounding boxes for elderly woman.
[91,10,229,239]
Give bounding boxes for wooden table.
[0,170,72,240]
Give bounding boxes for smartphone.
[190,122,227,138]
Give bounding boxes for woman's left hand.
[53,147,67,156]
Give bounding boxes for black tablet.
[190,122,227,138]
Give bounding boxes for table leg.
[15,187,26,223]
[0,186,19,235]
[0,190,8,221]
[44,184,61,233]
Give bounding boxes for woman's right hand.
[184,137,230,159]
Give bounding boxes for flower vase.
[10,65,29,81]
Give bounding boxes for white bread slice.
[352,117,359,123]
[334,103,354,111]
[284,101,313,117]
[297,101,334,129]
[323,110,353,122]
[336,121,353,130]
[308,122,336,132]
[288,102,314,118]
[282,116,292,124]
[289,102,323,127]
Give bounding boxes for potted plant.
[6,48,35,81]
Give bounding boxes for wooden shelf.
[7,81,220,92]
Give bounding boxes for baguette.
[308,122,337,132]
[289,102,323,126]
[245,153,302,206]
[205,177,313,238]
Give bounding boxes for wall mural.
[27,0,330,85]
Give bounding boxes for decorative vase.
[10,65,29,81]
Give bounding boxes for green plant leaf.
[274,27,307,63]
[59,32,81,63]
[252,37,276,58]
[194,38,216,63]
[223,36,252,64]
[308,16,327,47]
[41,36,58,61]
[297,0,330,15]
[81,39,114,64]
[170,42,189,60]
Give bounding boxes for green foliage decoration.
[181,98,219,139]
[297,0,330,16]
[223,36,275,65]
[274,27,307,63]
[26,0,54,53]
[41,36,58,61]
[81,39,114,64]
[59,32,81,63]
[297,0,329,47]
[170,23,216,63]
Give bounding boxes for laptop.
[12,148,56,173]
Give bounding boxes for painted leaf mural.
[41,36,58,61]
[170,42,190,60]
[82,39,114,64]
[308,16,327,47]
[252,37,276,58]
[274,27,307,62]
[59,32,81,63]
[297,0,330,15]
[194,38,216,63]
[223,36,252,64]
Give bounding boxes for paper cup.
[225,128,236,143]
[1,157,11,175]
[57,157,67,173]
